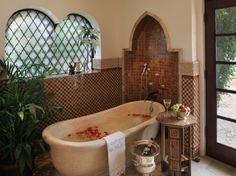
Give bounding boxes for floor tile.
[33,154,236,176]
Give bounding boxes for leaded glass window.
[5,9,95,77]
[54,14,93,73]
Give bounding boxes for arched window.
[5,9,55,77]
[54,14,94,73]
[5,9,98,77]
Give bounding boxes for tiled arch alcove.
[123,12,201,160]
[123,13,179,103]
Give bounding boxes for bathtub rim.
[42,100,164,148]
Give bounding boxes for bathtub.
[42,100,164,176]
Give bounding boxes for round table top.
[156,111,196,128]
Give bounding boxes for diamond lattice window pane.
[54,14,94,73]
[5,10,95,76]
[5,9,55,77]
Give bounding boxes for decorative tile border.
[180,61,200,76]
[93,57,121,70]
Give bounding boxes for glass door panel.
[217,118,236,149]
[206,0,236,167]
[215,5,236,150]
[217,91,236,120]
[216,36,236,62]
[215,7,236,34]
[216,64,236,90]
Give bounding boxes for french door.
[205,0,236,166]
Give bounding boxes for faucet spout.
[149,101,154,113]
[145,91,159,113]
[145,91,159,101]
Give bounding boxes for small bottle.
[69,63,75,75]
[74,62,80,73]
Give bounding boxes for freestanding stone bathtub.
[42,100,164,176]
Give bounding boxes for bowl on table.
[177,111,190,120]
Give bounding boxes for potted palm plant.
[79,26,100,57]
[0,59,60,176]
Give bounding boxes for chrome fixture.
[141,63,148,76]
[140,63,150,100]
[149,101,154,113]
[145,91,159,113]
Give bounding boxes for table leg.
[161,125,166,171]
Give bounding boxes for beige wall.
[0,0,201,61]
[0,0,122,59]
[195,0,205,155]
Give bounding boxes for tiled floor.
[34,155,236,176]
[190,156,236,176]
[126,156,236,176]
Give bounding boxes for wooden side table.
[157,112,196,176]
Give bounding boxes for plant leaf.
[15,145,22,160]
[18,155,26,175]
[26,103,44,113]
[24,144,32,157]
[29,106,36,117]
[17,111,24,120]
[24,144,32,169]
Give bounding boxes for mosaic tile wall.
[39,69,122,129]
[124,15,179,103]
[182,75,200,160]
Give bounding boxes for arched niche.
[123,12,180,103]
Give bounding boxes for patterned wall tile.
[182,75,200,160]
[39,69,122,129]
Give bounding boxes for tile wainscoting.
[40,68,122,129]
[180,61,200,160]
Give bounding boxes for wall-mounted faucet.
[140,63,150,100]
[141,63,148,76]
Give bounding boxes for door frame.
[205,0,236,167]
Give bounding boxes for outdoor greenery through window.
[215,6,236,149]
[5,9,98,77]
[215,7,236,104]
